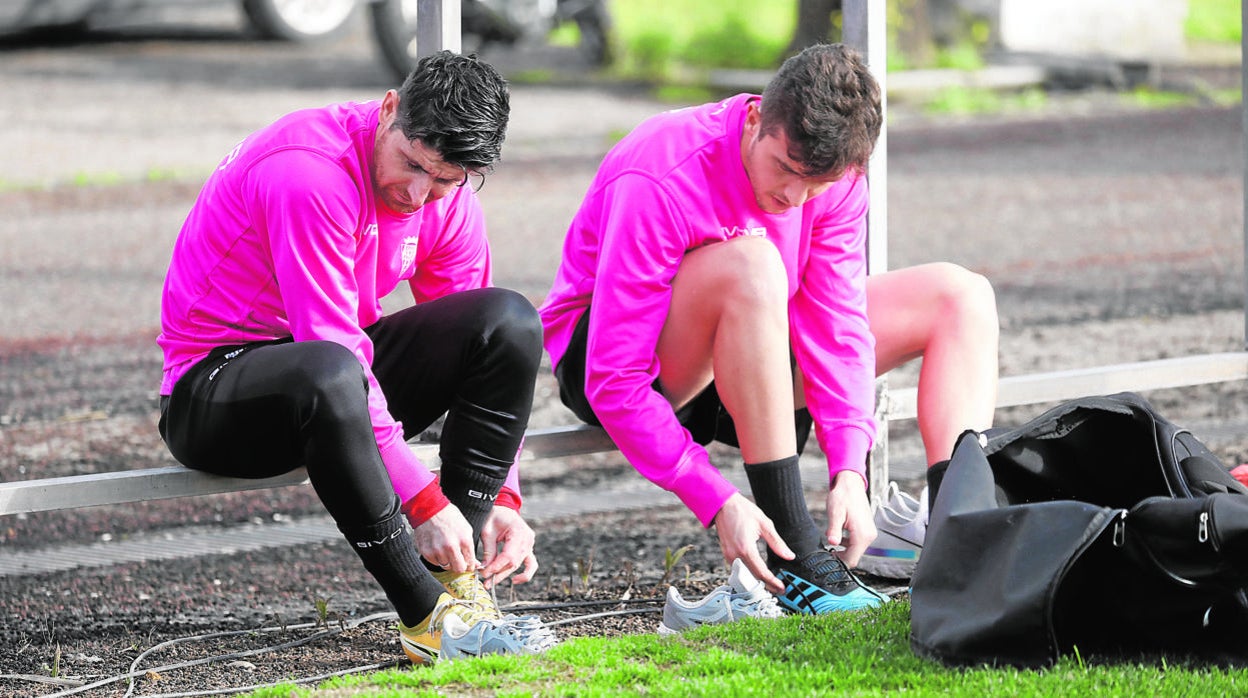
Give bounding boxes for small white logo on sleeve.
[218,142,243,170]
[721,225,767,238]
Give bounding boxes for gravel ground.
[1,12,1247,695]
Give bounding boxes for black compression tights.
[158,287,543,623]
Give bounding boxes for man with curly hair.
[541,43,999,615]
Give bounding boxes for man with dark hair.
[157,51,556,663]
[540,43,999,617]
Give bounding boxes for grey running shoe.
[400,592,558,664]
[440,610,560,662]
[658,558,784,634]
[858,482,928,580]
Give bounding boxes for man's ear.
[744,100,763,138]
[379,89,400,129]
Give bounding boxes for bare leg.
[866,262,1000,465]
[655,236,804,589]
[656,236,795,463]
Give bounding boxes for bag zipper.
[1112,509,1127,547]
[1114,506,1204,587]
[1046,509,1123,656]
[1199,497,1220,552]
[1117,500,1214,549]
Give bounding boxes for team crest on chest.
[399,235,419,275]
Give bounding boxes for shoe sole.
[401,639,437,665]
[858,531,922,580]
[856,556,917,580]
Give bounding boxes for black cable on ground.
[24,597,666,697]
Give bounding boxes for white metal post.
[417,0,462,54]
[843,0,891,497]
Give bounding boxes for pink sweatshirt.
[158,100,517,504]
[539,94,876,526]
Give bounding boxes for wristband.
[401,477,451,528]
[494,485,522,511]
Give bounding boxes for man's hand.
[712,492,794,594]
[479,506,539,589]
[412,504,479,574]
[824,471,876,568]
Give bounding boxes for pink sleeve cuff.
[818,424,873,491]
[667,463,740,528]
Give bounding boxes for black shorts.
[553,309,812,453]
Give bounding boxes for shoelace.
[794,549,854,588]
[438,571,502,618]
[737,589,784,618]
[441,596,496,627]
[497,613,560,651]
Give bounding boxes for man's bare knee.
[933,263,998,335]
[710,237,788,308]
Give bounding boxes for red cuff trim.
[494,486,522,511]
[402,478,451,528]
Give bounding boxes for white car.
[0,0,361,42]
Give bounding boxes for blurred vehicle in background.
[370,0,612,82]
[0,0,359,42]
[0,0,613,82]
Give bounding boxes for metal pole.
[417,0,462,55]
[844,0,891,497]
[843,0,888,278]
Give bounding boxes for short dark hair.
[759,43,882,180]
[394,51,510,171]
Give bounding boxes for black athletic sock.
[438,465,507,542]
[744,455,823,563]
[438,395,519,543]
[340,507,444,627]
[926,459,950,511]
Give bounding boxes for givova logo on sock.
[467,489,497,502]
[354,527,403,548]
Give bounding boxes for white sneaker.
[658,559,785,634]
[399,592,558,664]
[876,482,924,518]
[857,483,927,580]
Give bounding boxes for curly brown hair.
[760,43,882,180]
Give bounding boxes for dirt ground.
[1,10,1247,696]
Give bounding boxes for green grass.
[239,600,1248,697]
[1187,0,1242,43]
[597,0,1243,81]
[921,85,1048,117]
[601,0,794,80]
[0,166,200,192]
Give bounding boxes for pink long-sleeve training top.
[539,94,877,527]
[158,100,517,504]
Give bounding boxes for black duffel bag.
[910,392,1248,667]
